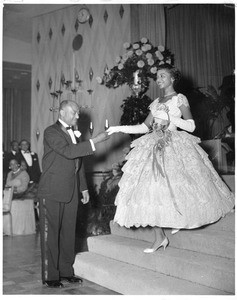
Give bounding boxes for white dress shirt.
[21,150,32,166]
[58,119,90,194]
[58,119,95,151]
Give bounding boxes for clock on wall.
[77,7,90,24]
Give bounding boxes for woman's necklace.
[160,92,177,103]
[12,168,21,174]
[11,168,22,180]
[164,91,176,98]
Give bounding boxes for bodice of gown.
[150,94,187,132]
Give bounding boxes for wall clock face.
[77,8,90,23]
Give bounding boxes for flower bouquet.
[97,37,173,96]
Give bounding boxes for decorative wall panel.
[31,4,131,171]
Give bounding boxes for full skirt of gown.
[113,130,235,228]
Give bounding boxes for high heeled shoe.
[171,229,180,235]
[143,237,169,253]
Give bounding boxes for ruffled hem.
[113,214,233,229]
[113,130,235,228]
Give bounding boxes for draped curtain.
[3,88,31,152]
[130,4,166,100]
[166,4,235,137]
[166,4,235,90]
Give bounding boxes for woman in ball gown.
[107,64,235,253]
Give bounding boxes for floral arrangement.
[96,38,173,128]
[96,37,173,94]
[120,94,152,125]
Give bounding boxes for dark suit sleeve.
[15,152,25,164]
[78,160,88,192]
[44,126,94,159]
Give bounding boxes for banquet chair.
[3,187,14,235]
[11,198,36,235]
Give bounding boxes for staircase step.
[110,220,234,259]
[73,252,230,295]
[169,230,234,259]
[204,211,235,232]
[87,234,234,293]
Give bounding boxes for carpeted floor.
[3,231,119,295]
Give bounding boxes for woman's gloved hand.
[106,123,149,135]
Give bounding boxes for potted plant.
[183,73,235,174]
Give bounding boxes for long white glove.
[106,123,149,135]
[154,110,195,132]
[169,115,195,132]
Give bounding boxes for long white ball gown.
[113,93,235,229]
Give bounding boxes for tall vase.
[130,83,143,97]
[129,72,149,97]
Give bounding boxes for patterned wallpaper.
[31,4,131,171]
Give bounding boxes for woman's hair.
[157,64,181,86]
[9,158,20,166]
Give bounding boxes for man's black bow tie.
[66,126,72,130]
[24,150,30,153]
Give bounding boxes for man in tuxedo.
[17,139,41,183]
[37,100,108,288]
[6,140,19,158]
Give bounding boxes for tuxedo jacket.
[17,151,41,183]
[37,121,94,203]
[4,151,17,172]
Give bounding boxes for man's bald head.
[59,100,80,126]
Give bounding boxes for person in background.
[17,139,41,184]
[5,158,37,236]
[3,158,31,235]
[5,158,30,197]
[107,64,235,253]
[3,140,19,185]
[37,100,109,288]
[6,140,19,159]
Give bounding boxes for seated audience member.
[17,139,41,184]
[5,158,29,195]
[3,140,19,185]
[5,158,36,235]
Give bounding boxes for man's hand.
[81,190,90,204]
[91,132,109,144]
